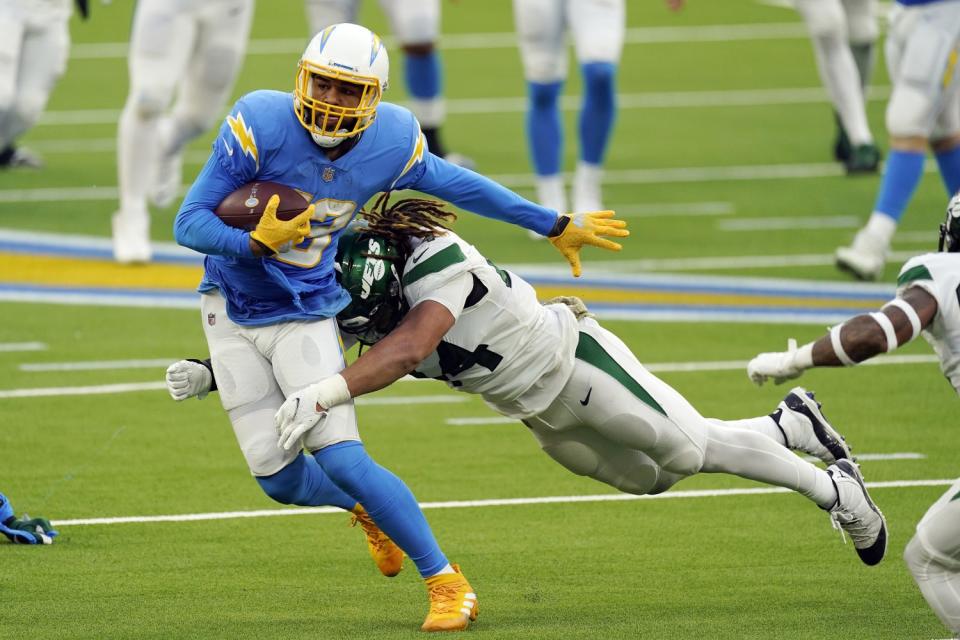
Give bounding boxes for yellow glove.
[250,195,315,254]
[548,211,628,277]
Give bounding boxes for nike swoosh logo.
[580,387,592,406]
[222,137,234,156]
[411,248,429,264]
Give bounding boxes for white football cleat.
[835,227,887,281]
[150,150,183,208]
[826,459,887,566]
[112,210,153,264]
[770,387,852,465]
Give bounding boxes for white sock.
[535,174,567,214]
[430,563,456,577]
[810,35,873,145]
[710,416,786,447]
[701,425,838,509]
[572,161,603,212]
[117,102,161,213]
[865,212,897,246]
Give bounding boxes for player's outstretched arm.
[548,212,629,278]
[275,301,454,450]
[747,287,938,386]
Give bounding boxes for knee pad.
[796,0,846,40]
[130,87,169,121]
[886,86,935,137]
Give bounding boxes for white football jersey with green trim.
[402,231,579,418]
[896,252,960,394]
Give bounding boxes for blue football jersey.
[175,90,557,326]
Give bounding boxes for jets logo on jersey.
[226,111,259,170]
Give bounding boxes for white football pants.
[904,477,960,637]
[884,0,960,140]
[513,0,625,84]
[523,318,837,508]
[304,0,440,44]
[201,292,360,477]
[0,1,70,149]
[117,0,252,216]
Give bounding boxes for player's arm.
[274,301,454,450]
[165,358,217,401]
[747,286,938,385]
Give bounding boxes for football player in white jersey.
[303,0,471,166]
[749,192,960,637]
[836,0,960,280]
[168,195,889,568]
[794,0,880,172]
[0,0,77,169]
[111,0,254,264]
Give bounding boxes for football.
[213,181,312,230]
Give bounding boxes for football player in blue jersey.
[836,0,960,280]
[173,22,626,632]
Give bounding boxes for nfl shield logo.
[207,313,216,326]
[322,166,335,182]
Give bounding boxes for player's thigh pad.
[304,0,359,34]
[795,0,846,40]
[380,0,440,45]
[127,0,196,117]
[193,1,252,94]
[567,0,625,65]
[525,420,669,495]
[909,478,960,570]
[535,318,708,476]
[841,0,878,44]
[268,318,360,451]
[886,3,960,137]
[513,0,568,83]
[201,293,297,476]
[933,86,960,141]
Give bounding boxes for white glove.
[165,360,213,401]
[275,374,351,451]
[746,339,814,386]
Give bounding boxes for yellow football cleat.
[350,505,404,577]
[421,564,478,632]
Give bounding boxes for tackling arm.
[274,301,455,450]
[748,286,938,385]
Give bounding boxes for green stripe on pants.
[575,332,666,416]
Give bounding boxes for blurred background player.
[0,0,82,170]
[514,0,643,232]
[794,0,880,173]
[748,192,960,638]
[111,0,254,264]
[836,0,960,280]
[304,0,472,166]
[0,492,58,545]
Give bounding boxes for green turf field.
[2,1,957,638]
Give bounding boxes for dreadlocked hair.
[360,192,458,243]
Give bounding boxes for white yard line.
[0,341,47,352]
[643,354,939,373]
[51,478,954,527]
[717,215,860,231]
[66,23,814,62]
[34,85,892,130]
[19,358,179,372]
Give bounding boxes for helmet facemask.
[335,229,408,346]
[294,64,381,147]
[940,191,960,252]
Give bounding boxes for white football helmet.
[295,23,389,148]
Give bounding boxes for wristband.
[869,312,899,353]
[829,324,856,366]
[547,215,570,238]
[316,374,351,411]
[883,298,922,341]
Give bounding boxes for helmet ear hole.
[335,228,407,345]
